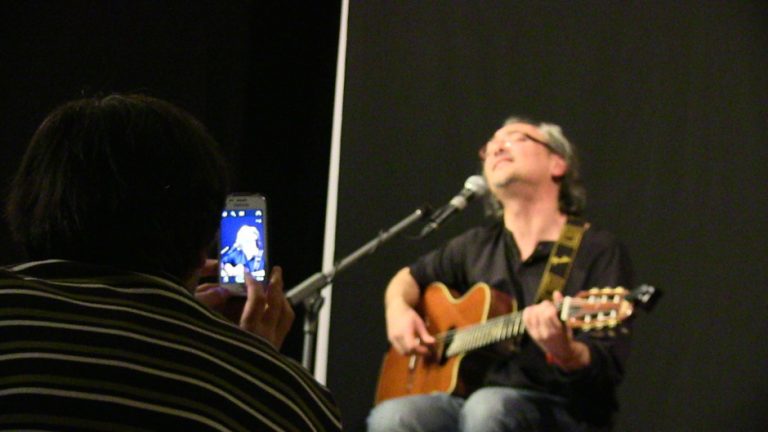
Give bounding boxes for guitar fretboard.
[432,285,648,359]
[443,311,525,358]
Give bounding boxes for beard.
[492,173,519,189]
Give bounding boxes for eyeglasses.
[478,132,554,160]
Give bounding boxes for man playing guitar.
[368,116,634,431]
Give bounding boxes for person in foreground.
[0,94,342,431]
[368,116,634,431]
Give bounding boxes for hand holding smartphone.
[219,193,268,295]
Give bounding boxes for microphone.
[420,175,488,238]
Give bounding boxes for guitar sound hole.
[436,327,457,365]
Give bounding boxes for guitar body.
[374,281,658,405]
[375,282,516,404]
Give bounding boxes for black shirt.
[409,220,634,425]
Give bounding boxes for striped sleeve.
[0,262,342,431]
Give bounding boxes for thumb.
[414,316,435,344]
[195,284,231,310]
[200,259,219,278]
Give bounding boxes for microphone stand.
[286,205,432,372]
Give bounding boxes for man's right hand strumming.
[386,301,435,356]
[384,267,436,356]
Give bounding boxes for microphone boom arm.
[285,204,431,305]
[286,204,432,372]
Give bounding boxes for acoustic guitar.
[375,282,658,404]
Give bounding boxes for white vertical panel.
[313,0,349,384]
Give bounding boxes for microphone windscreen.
[464,175,488,196]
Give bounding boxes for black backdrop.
[2,2,767,432]
[329,1,768,431]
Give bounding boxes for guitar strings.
[430,290,630,358]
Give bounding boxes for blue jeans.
[367,387,585,432]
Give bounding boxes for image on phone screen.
[219,208,267,284]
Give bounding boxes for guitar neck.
[435,284,654,359]
[443,311,525,358]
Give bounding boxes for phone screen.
[219,197,267,288]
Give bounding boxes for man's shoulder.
[582,222,624,246]
[449,220,504,245]
[578,223,633,270]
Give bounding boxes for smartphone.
[219,193,268,295]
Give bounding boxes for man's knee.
[367,398,421,431]
[368,394,460,432]
[461,388,539,431]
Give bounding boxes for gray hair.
[485,115,586,217]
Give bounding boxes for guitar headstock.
[561,284,660,334]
